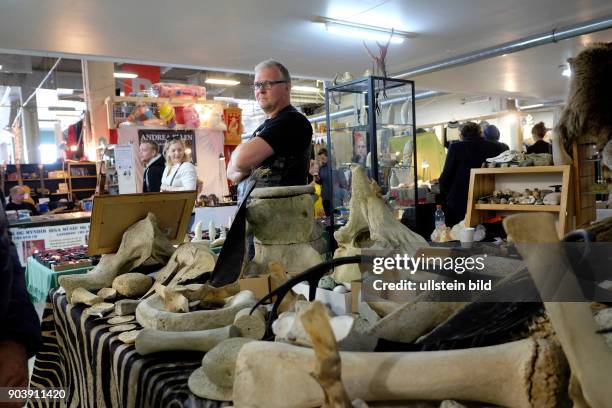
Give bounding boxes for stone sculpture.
[245,185,323,278]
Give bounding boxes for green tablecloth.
[25,257,93,303]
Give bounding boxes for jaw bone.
[504,213,612,408]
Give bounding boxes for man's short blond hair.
[254,59,291,83]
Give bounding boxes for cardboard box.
[239,275,271,300]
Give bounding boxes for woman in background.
[526,122,552,154]
[160,139,198,191]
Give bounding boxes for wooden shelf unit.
[466,165,572,238]
[67,161,97,201]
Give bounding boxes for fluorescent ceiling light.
[205,78,240,86]
[48,106,76,111]
[317,17,416,44]
[292,86,320,93]
[518,103,544,110]
[114,71,138,79]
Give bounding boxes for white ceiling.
[0,0,611,100]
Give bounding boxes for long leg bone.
[135,325,238,355]
[233,338,567,408]
[503,213,612,408]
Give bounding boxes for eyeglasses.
[252,80,288,91]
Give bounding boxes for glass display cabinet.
[324,76,421,231]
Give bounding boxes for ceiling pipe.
[11,57,62,127]
[392,16,612,79]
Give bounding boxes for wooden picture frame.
[87,191,196,255]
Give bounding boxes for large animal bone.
[233,338,567,408]
[70,287,103,305]
[136,290,257,331]
[143,242,216,298]
[135,325,238,355]
[59,213,174,299]
[369,301,465,343]
[115,299,140,316]
[333,165,427,283]
[503,213,612,408]
[233,307,266,339]
[153,283,189,313]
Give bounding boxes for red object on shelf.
[174,106,185,125]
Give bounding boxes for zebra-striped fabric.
[28,289,231,408]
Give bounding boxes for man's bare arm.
[227,137,274,183]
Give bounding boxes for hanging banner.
[9,223,91,266]
[137,129,197,163]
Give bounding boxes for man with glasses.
[227,59,312,192]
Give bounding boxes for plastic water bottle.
[434,205,446,229]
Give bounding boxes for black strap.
[168,162,184,186]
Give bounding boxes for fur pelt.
[555,42,612,155]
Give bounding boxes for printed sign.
[10,223,91,266]
[223,107,242,145]
[138,129,197,163]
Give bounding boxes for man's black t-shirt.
[251,105,313,187]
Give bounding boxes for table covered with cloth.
[25,257,93,303]
[28,289,231,408]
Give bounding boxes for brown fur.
[555,42,612,155]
